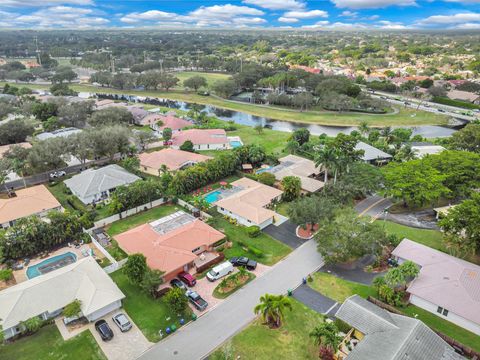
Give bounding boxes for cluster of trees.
[90,70,179,91]
[373,261,419,307]
[0,211,86,261]
[0,58,78,85]
[0,118,35,145]
[109,178,165,213]
[123,254,163,298]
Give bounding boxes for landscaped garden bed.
[213,270,256,299]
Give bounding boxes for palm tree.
[254,293,293,328]
[309,321,342,356]
[358,121,370,138]
[314,146,340,184]
[394,145,417,162]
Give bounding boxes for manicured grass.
[229,126,290,155]
[174,71,231,89]
[210,298,324,360]
[213,271,256,299]
[274,201,291,217]
[208,215,291,266]
[402,305,480,353]
[1,82,448,126]
[110,271,191,342]
[309,272,377,303]
[106,204,179,236]
[0,324,106,360]
[47,181,79,213]
[310,272,480,352]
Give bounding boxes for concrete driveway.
[293,284,338,317]
[89,311,152,360]
[263,220,304,248]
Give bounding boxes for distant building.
[356,141,392,164]
[392,239,480,336]
[139,148,212,174]
[447,90,480,104]
[409,142,445,158]
[36,127,82,141]
[170,129,230,151]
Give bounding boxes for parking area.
[87,311,153,360]
[263,220,304,249]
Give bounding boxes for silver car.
[112,313,132,332]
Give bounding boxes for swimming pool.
[26,252,77,279]
[230,140,243,148]
[255,166,273,174]
[204,190,222,204]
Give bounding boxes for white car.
[49,170,66,179]
[112,313,132,332]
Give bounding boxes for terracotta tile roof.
[171,129,228,147]
[139,148,212,171]
[0,142,31,159]
[393,239,480,326]
[115,218,225,276]
[0,185,61,224]
[215,178,282,224]
[156,115,192,131]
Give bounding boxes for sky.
[0,0,479,30]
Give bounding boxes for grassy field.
[1,82,448,126]
[309,272,376,303]
[174,71,231,89]
[110,271,191,342]
[209,215,292,266]
[309,272,480,352]
[106,204,179,236]
[210,298,324,360]
[0,325,106,360]
[229,126,291,155]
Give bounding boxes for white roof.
[0,257,125,329]
[411,144,445,158]
[356,141,392,161]
[37,127,82,141]
[64,164,141,199]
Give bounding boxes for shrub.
[248,245,264,258]
[334,318,352,333]
[63,299,82,318]
[257,172,276,186]
[164,287,189,314]
[0,268,13,282]
[247,226,261,238]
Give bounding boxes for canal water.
[87,93,460,138]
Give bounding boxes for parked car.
[206,261,234,282]
[170,278,187,291]
[186,290,208,311]
[437,108,445,112]
[112,313,132,332]
[49,170,66,179]
[229,257,257,270]
[95,320,114,341]
[178,272,196,287]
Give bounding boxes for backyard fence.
[177,199,212,219]
[93,198,166,228]
[367,297,480,359]
[103,258,128,274]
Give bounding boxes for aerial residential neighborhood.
[0,2,480,360]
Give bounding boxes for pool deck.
[12,243,106,285]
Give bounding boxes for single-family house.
[0,257,125,340]
[94,99,127,110]
[151,114,192,136]
[447,90,480,104]
[410,142,446,158]
[115,211,225,281]
[0,185,62,229]
[127,106,150,125]
[170,129,230,151]
[262,154,324,193]
[139,148,212,174]
[36,127,82,141]
[335,295,464,360]
[64,164,141,205]
[356,141,392,164]
[214,177,283,229]
[392,239,480,335]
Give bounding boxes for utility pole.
[159,59,164,73]
[110,54,115,73]
[35,36,41,66]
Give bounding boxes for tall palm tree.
[309,321,342,355]
[314,146,340,184]
[254,293,293,328]
[358,121,370,138]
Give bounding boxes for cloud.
[278,17,299,23]
[120,10,176,24]
[283,9,328,18]
[455,22,480,28]
[443,0,480,3]
[340,10,358,17]
[332,0,416,9]
[242,0,305,10]
[188,4,264,19]
[377,20,408,29]
[0,0,93,6]
[418,12,480,25]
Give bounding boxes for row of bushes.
[237,240,264,258]
[432,96,480,110]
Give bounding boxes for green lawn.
[210,298,324,360]
[110,271,191,342]
[309,272,377,303]
[229,126,291,155]
[309,272,480,352]
[106,204,179,236]
[208,214,291,266]
[1,82,448,126]
[174,71,231,89]
[0,325,106,360]
[274,202,292,217]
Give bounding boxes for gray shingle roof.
[356,141,392,161]
[64,164,140,198]
[335,295,465,360]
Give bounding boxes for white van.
[206,261,234,282]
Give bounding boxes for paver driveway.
[137,239,324,360]
[89,311,152,360]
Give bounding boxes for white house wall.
[217,207,273,229]
[410,294,480,335]
[85,300,122,322]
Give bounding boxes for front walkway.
[262,220,304,249]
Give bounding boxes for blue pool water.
[255,166,273,174]
[26,252,77,279]
[205,190,222,204]
[230,140,243,148]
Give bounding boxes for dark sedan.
[229,256,257,270]
[95,319,114,341]
[170,278,187,291]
